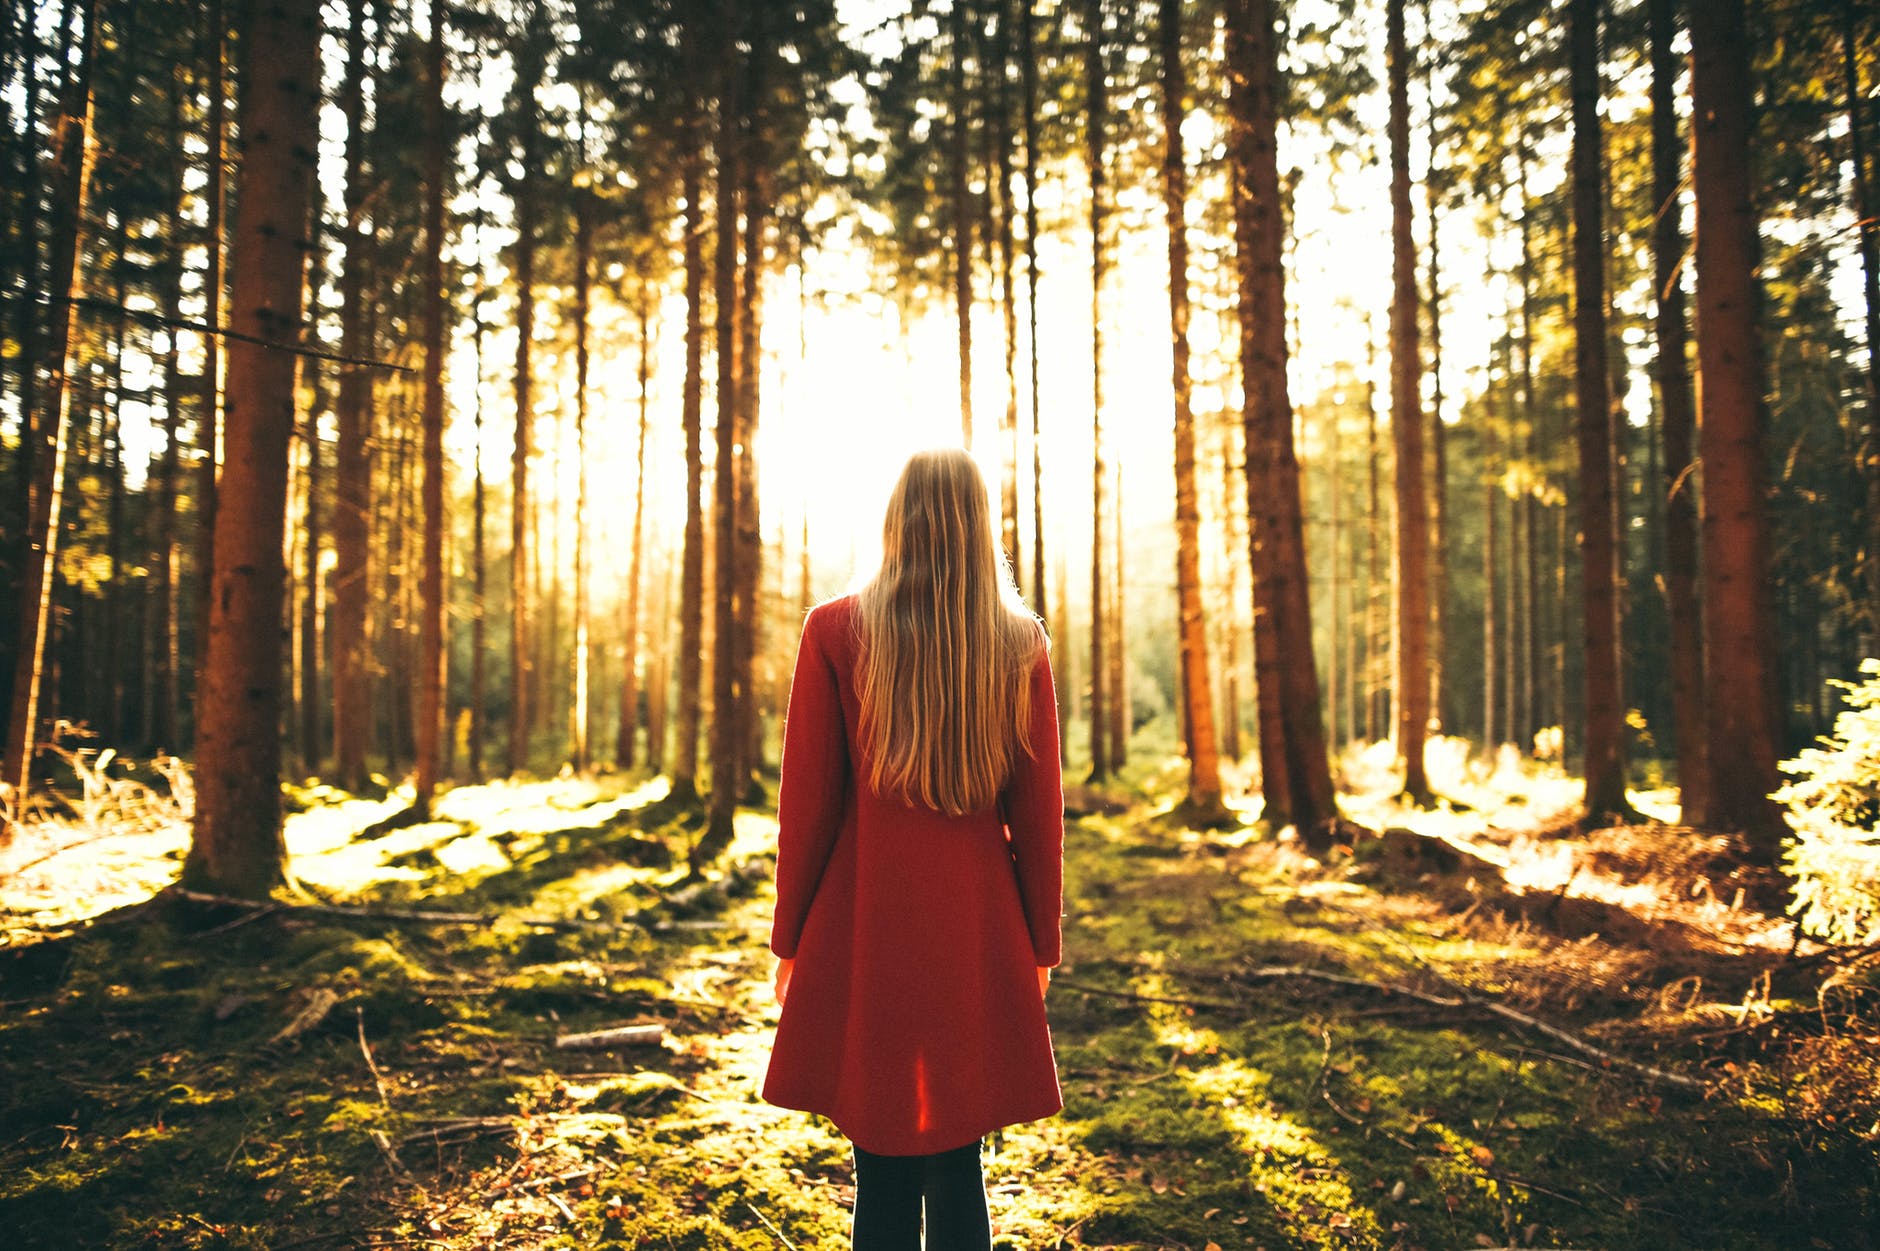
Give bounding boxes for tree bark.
[1159,0,1223,817]
[469,211,488,783]
[1689,0,1785,855]
[1425,43,1447,739]
[299,181,327,776]
[1365,324,1385,743]
[1085,0,1109,784]
[194,0,228,727]
[2,0,96,824]
[672,61,707,805]
[151,60,187,752]
[1842,0,1880,653]
[571,166,594,774]
[735,62,771,799]
[950,0,974,447]
[414,0,448,810]
[183,0,321,895]
[1109,463,1127,771]
[1226,0,1336,846]
[993,0,1021,580]
[1651,0,1708,824]
[332,0,373,791]
[1515,140,1537,751]
[1570,0,1630,823]
[1483,383,1500,751]
[508,3,543,778]
[1020,0,1045,619]
[617,282,653,770]
[1388,0,1432,803]
[703,0,744,861]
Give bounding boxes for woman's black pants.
[850,1137,991,1250]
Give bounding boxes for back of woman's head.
[855,448,1044,815]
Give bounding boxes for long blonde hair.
[855,448,1044,815]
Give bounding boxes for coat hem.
[761,1091,1064,1158]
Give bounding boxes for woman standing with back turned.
[763,447,1066,1249]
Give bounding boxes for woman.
[762,447,1065,1250]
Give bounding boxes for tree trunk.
[4,4,44,619]
[1054,551,1072,765]
[1483,386,1500,751]
[2,0,96,824]
[151,61,187,751]
[993,0,1021,581]
[1515,140,1537,751]
[1159,0,1223,818]
[1365,323,1385,743]
[1652,0,1708,824]
[1216,417,1245,764]
[1020,0,1045,618]
[1226,0,1336,845]
[1326,389,1344,751]
[1689,0,1785,855]
[1570,0,1629,823]
[571,174,593,775]
[1842,0,1880,653]
[184,0,320,895]
[469,213,488,782]
[331,0,373,791]
[703,0,744,861]
[1388,0,1432,803]
[647,550,673,776]
[617,283,653,770]
[1109,463,1127,771]
[1085,0,1109,785]
[299,173,327,775]
[507,11,543,778]
[413,0,448,810]
[194,0,228,728]
[950,0,974,448]
[672,65,707,805]
[736,64,771,799]
[1425,50,1447,738]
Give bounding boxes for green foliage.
[1777,660,1880,945]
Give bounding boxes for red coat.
[762,594,1065,1156]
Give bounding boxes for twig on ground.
[1075,957,1706,1093]
[1264,906,1713,1094]
[554,1023,665,1050]
[356,1005,393,1109]
[744,1200,800,1250]
[199,902,283,937]
[171,886,607,932]
[268,987,343,1047]
[368,1128,408,1175]
[1313,1026,1419,1151]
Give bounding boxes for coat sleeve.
[769,604,850,960]
[1003,635,1064,967]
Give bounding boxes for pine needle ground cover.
[1,764,1875,1250]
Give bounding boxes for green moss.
[5,775,1877,1250]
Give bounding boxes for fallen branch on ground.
[171,887,611,933]
[1060,962,1706,1093]
[553,1023,665,1049]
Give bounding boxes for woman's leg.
[851,1143,922,1251]
[920,1138,992,1251]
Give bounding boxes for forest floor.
[1,743,1877,1250]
